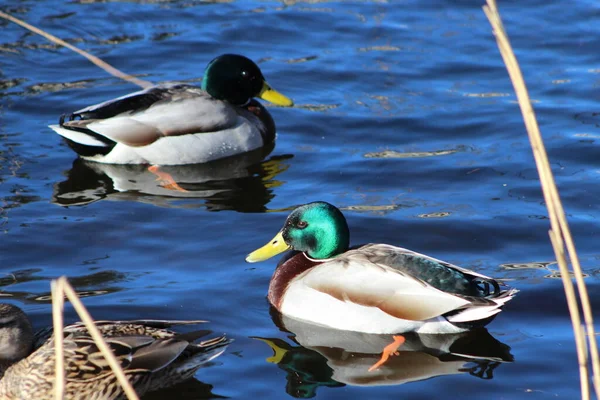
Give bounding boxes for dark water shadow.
[142,377,227,400]
[52,146,293,212]
[0,269,129,304]
[253,309,513,398]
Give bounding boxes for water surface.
[2,0,600,398]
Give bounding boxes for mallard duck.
[49,54,293,165]
[0,303,228,400]
[246,201,518,335]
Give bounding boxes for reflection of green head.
[253,336,344,399]
[201,54,265,106]
[282,202,350,260]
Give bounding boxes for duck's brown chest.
[267,252,320,310]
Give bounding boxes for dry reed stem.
[50,280,65,400]
[0,11,152,89]
[51,277,140,400]
[483,1,600,399]
[549,230,590,397]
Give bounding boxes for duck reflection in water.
[52,144,292,212]
[254,310,513,398]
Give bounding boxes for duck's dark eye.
[297,221,308,229]
[241,70,248,78]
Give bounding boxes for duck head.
[246,201,350,262]
[0,304,33,369]
[202,54,293,107]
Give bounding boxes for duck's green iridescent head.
[201,54,293,107]
[246,202,350,262]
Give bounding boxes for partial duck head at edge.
[201,54,293,107]
[0,304,33,371]
[246,201,350,262]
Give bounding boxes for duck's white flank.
[50,119,264,165]
[278,245,518,334]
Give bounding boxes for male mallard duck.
[0,303,228,400]
[246,201,518,335]
[49,54,293,165]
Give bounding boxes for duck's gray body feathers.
[50,84,275,165]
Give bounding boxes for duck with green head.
[50,54,293,165]
[246,201,518,335]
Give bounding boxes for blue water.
[2,0,600,398]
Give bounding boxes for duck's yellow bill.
[245,231,290,263]
[259,82,294,107]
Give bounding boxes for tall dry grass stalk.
[0,11,151,89]
[3,3,598,398]
[51,277,139,400]
[483,1,600,399]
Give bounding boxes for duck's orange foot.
[368,335,405,372]
[148,165,188,192]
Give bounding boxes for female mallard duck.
[49,54,293,165]
[0,303,228,400]
[246,202,518,335]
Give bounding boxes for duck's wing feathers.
[34,319,207,347]
[54,84,239,147]
[124,338,190,372]
[72,319,207,331]
[301,249,472,321]
[357,244,503,297]
[61,335,189,380]
[301,244,514,322]
[66,85,176,121]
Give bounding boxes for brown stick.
[51,277,140,400]
[50,280,65,400]
[0,11,152,89]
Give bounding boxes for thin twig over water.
[0,11,152,89]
